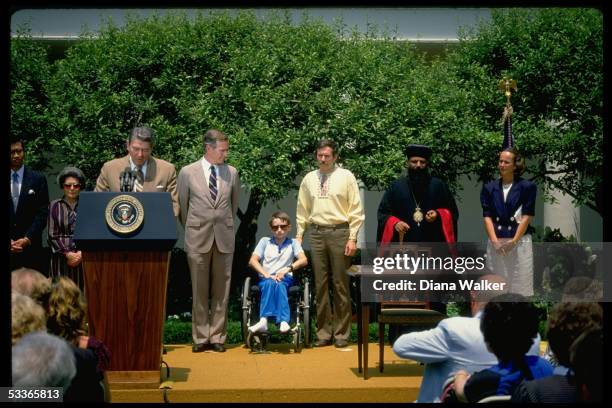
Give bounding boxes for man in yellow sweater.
[296,139,365,348]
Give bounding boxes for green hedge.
[163,319,387,345]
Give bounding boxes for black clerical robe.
[377,175,459,243]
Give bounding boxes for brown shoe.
[192,343,207,353]
[314,339,332,347]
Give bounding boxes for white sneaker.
[248,318,268,333]
[279,321,290,333]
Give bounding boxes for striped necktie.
[133,166,144,192]
[209,165,217,201]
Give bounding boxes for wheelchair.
[240,272,312,353]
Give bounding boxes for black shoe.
[334,339,349,348]
[314,339,332,347]
[192,343,207,353]
[211,343,226,353]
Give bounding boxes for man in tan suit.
[94,126,179,216]
[178,129,240,353]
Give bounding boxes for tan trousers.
[187,243,233,345]
[309,225,352,342]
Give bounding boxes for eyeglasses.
[63,183,81,190]
[271,224,289,231]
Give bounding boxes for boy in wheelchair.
[247,211,308,334]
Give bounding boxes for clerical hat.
[405,144,432,160]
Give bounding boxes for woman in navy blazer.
[480,147,536,296]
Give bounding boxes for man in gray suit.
[95,126,179,216]
[178,129,240,353]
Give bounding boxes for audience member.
[450,293,553,402]
[12,331,76,390]
[11,291,47,345]
[393,275,540,403]
[511,302,602,403]
[569,326,602,402]
[11,267,51,306]
[46,277,110,402]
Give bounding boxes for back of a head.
[480,293,539,362]
[561,277,603,302]
[569,327,602,402]
[12,331,76,389]
[12,291,47,345]
[11,267,51,306]
[547,302,602,367]
[47,277,87,343]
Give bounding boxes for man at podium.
[94,126,179,216]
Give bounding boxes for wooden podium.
[74,192,177,389]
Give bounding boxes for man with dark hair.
[296,139,364,348]
[94,126,178,216]
[10,138,50,273]
[452,293,553,402]
[391,274,537,402]
[178,129,240,353]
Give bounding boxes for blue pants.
[258,275,294,323]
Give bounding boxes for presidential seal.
[105,194,145,235]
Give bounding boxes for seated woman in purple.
[248,211,308,334]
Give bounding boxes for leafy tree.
[449,8,603,215]
[21,8,601,298]
[10,28,52,169]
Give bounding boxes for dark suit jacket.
[480,177,536,239]
[9,166,49,249]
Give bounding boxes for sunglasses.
[63,183,81,189]
[271,224,290,231]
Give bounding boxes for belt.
[312,222,349,230]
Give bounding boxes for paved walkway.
[110,343,424,403]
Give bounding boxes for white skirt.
[486,234,533,297]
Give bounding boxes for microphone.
[119,167,136,192]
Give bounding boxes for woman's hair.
[269,211,291,227]
[546,302,603,367]
[46,277,88,345]
[480,292,540,362]
[57,166,86,187]
[11,291,47,345]
[500,147,525,176]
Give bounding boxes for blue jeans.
[258,275,294,323]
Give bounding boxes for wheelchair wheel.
[241,276,251,343]
[294,325,303,353]
[302,279,311,347]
